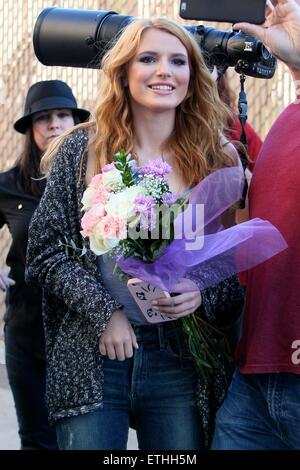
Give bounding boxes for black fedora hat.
[14,80,90,134]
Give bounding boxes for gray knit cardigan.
[26,128,244,447]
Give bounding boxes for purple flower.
[161,192,177,206]
[134,195,155,214]
[102,162,115,173]
[139,159,172,179]
[134,195,156,230]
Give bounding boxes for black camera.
[33,7,276,79]
[185,25,276,78]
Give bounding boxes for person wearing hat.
[0,80,89,450]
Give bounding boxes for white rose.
[102,169,125,191]
[105,186,146,223]
[81,187,96,211]
[89,232,119,256]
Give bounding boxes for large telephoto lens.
[33,7,133,68]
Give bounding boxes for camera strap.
[237,73,248,209]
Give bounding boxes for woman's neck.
[132,108,175,163]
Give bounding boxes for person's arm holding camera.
[234,0,300,80]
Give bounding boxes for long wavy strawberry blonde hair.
[42,17,236,186]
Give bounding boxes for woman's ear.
[123,77,128,87]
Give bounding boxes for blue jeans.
[56,322,203,450]
[212,370,300,450]
[4,327,58,450]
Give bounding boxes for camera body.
[187,25,276,79]
[33,7,276,79]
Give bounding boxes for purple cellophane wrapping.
[118,167,288,292]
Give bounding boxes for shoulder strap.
[237,74,249,209]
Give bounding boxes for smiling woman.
[126,28,190,115]
[26,18,245,450]
[0,80,89,450]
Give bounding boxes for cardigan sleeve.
[186,266,245,327]
[26,132,122,336]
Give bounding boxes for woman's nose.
[48,114,60,128]
[156,58,172,77]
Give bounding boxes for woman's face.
[32,108,75,153]
[126,28,190,116]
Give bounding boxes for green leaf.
[70,239,77,250]
[181,314,233,383]
[126,248,136,258]
[80,246,87,257]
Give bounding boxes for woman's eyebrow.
[137,50,188,58]
[137,50,158,56]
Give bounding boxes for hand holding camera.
[233,0,300,73]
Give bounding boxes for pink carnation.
[99,214,127,240]
[91,187,110,205]
[81,204,106,237]
[90,174,103,189]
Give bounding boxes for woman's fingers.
[114,340,126,361]
[6,277,16,286]
[104,341,117,360]
[0,274,15,290]
[130,330,139,351]
[123,340,134,360]
[156,301,196,316]
[98,309,139,361]
[153,292,197,307]
[152,293,185,306]
[99,333,139,361]
[99,341,107,356]
[152,288,202,317]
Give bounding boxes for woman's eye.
[34,115,48,122]
[139,56,156,64]
[172,58,186,66]
[58,113,70,118]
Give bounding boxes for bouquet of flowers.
[81,149,186,262]
[81,149,287,383]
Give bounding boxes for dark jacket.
[0,167,44,358]
[26,128,244,446]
